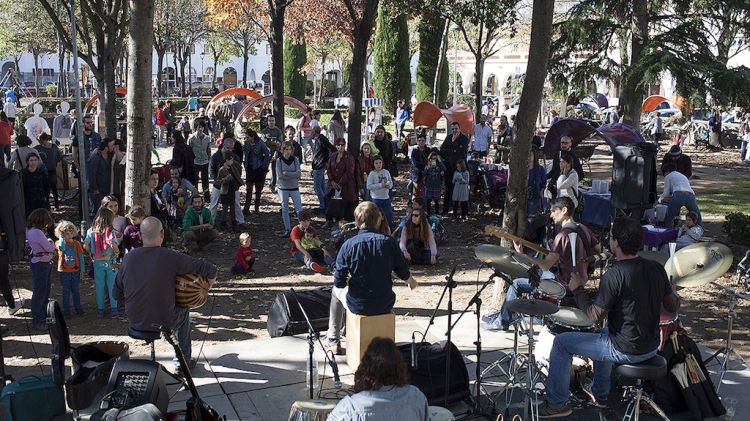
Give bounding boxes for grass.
[697,178,750,216]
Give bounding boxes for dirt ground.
[2,141,749,382]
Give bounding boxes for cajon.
[345,312,395,371]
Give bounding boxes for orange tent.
[641,95,668,112]
[83,87,128,110]
[413,101,475,135]
[209,87,262,104]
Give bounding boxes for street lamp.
[200,52,205,89]
[450,23,460,107]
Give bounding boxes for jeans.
[30,262,52,327]
[173,306,192,367]
[182,229,218,249]
[0,263,16,309]
[546,328,657,407]
[326,286,349,341]
[499,278,533,328]
[372,198,393,225]
[59,271,82,312]
[278,189,303,231]
[195,163,209,193]
[47,169,59,207]
[209,187,244,224]
[665,191,702,225]
[443,171,454,214]
[312,169,326,209]
[93,260,118,311]
[156,125,166,146]
[294,251,335,267]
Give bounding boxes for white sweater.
[366,169,393,200]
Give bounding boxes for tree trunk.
[58,45,66,97]
[270,1,286,124]
[188,48,193,91]
[102,56,118,139]
[212,55,218,88]
[242,49,249,88]
[345,0,379,155]
[155,50,164,97]
[502,0,555,240]
[125,0,155,212]
[432,21,449,104]
[473,55,483,121]
[620,0,648,126]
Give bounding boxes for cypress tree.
[373,2,411,113]
[283,37,307,100]
[416,12,449,105]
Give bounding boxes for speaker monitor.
[611,142,658,211]
[101,359,169,415]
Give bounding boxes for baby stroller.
[475,166,508,215]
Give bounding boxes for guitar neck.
[483,225,550,256]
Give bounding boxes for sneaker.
[323,338,343,355]
[582,381,608,408]
[8,299,24,315]
[97,309,106,318]
[309,262,327,274]
[75,308,86,315]
[538,402,573,418]
[280,230,290,238]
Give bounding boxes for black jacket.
[210,150,241,180]
[311,134,335,171]
[0,168,26,263]
[22,168,50,216]
[440,133,470,171]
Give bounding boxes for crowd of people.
[0,90,729,420]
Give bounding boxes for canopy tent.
[544,118,645,153]
[413,101,475,135]
[590,93,609,108]
[209,87,262,105]
[642,95,669,112]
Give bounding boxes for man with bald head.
[114,216,217,375]
[547,135,585,183]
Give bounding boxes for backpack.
[560,222,593,272]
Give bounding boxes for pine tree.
[373,1,411,113]
[416,12,449,105]
[284,37,307,100]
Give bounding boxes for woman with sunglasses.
[398,208,437,265]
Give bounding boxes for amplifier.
[101,359,169,415]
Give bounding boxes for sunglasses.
[411,213,421,217]
[336,143,346,146]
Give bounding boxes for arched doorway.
[249,69,256,83]
[485,74,498,95]
[261,70,271,95]
[223,67,237,88]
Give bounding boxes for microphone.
[328,356,341,389]
[446,265,458,288]
[584,251,614,264]
[411,332,418,369]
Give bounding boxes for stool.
[345,312,395,371]
[616,355,670,421]
[128,327,160,361]
[288,399,335,421]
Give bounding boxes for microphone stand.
[290,288,341,398]
[448,270,508,415]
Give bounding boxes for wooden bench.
[345,312,395,371]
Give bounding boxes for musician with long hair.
[327,337,428,421]
[113,217,217,376]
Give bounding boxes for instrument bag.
[1,375,66,420]
[267,286,332,337]
[648,331,725,419]
[46,299,130,410]
[398,341,470,405]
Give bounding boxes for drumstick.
[568,232,578,265]
[669,242,677,282]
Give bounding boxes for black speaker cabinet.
[101,359,169,415]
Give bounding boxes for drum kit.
[473,239,736,419]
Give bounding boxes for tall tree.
[373,1,411,113]
[38,0,129,138]
[415,11,449,104]
[204,30,234,89]
[502,0,555,239]
[125,0,155,212]
[153,0,177,96]
[222,19,263,87]
[284,37,307,99]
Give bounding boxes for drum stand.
[704,284,749,393]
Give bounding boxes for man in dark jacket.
[371,125,395,176]
[439,121,469,214]
[209,135,244,225]
[310,126,335,213]
[0,166,26,314]
[86,137,114,216]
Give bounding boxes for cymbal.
[474,244,536,279]
[506,298,559,317]
[638,250,668,266]
[665,242,733,288]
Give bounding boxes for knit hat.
[667,145,682,157]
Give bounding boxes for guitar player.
[481,197,600,331]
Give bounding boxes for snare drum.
[288,399,336,421]
[545,306,596,335]
[532,279,566,305]
[428,406,455,421]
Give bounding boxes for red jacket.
[235,245,255,269]
[155,108,166,126]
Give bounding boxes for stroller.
[475,165,508,215]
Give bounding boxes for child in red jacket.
[231,232,256,275]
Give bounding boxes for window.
[32,68,55,76]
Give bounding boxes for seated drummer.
[113,217,217,376]
[539,217,680,418]
[324,202,418,354]
[482,197,599,331]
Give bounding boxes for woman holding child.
[325,138,357,223]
